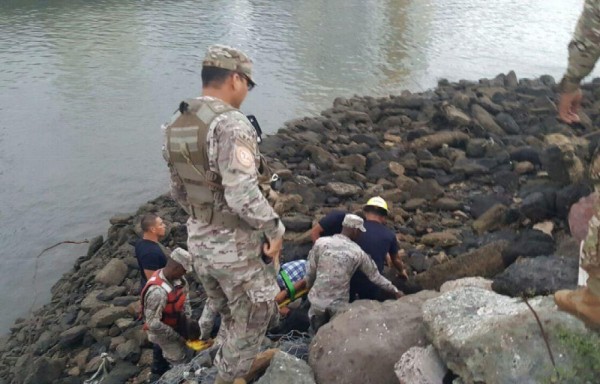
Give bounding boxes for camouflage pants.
[187,221,280,380]
[308,299,348,334]
[582,215,600,296]
[147,333,190,365]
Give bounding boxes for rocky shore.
[2,71,600,383]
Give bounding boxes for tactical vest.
[166,98,239,226]
[141,270,187,330]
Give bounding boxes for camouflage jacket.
[143,270,191,341]
[162,96,284,241]
[561,0,600,92]
[306,234,398,310]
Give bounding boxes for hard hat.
[364,196,389,212]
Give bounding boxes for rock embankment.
[1,71,599,383]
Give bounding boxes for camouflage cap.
[203,44,255,85]
[170,247,193,272]
[342,214,366,232]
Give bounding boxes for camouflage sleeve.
[305,244,319,288]
[183,281,192,318]
[162,123,190,213]
[357,250,399,294]
[198,300,217,340]
[144,286,182,341]
[561,0,600,92]
[214,113,285,240]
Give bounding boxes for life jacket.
[140,270,187,330]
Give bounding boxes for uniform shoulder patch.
[229,139,256,173]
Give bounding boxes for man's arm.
[357,250,400,296]
[310,223,324,243]
[390,251,409,279]
[144,287,183,341]
[215,116,285,242]
[561,0,600,92]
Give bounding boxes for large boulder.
[308,291,439,384]
[94,258,128,286]
[492,256,578,297]
[423,287,598,383]
[89,306,130,328]
[255,351,316,384]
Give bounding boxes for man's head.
[201,44,255,109]
[341,214,367,241]
[363,196,389,222]
[140,214,166,240]
[164,248,193,281]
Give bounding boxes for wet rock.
[492,256,578,297]
[410,131,469,150]
[494,112,520,134]
[501,229,555,264]
[34,331,57,355]
[471,104,505,136]
[255,351,316,384]
[514,161,534,174]
[520,191,556,222]
[309,291,440,384]
[23,357,65,384]
[281,214,313,232]
[423,287,596,383]
[109,214,132,226]
[101,362,140,384]
[451,157,489,176]
[432,198,462,211]
[94,258,128,287]
[97,286,127,301]
[395,345,447,384]
[115,339,140,363]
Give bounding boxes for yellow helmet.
[364,196,389,213]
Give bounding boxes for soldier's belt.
[191,205,244,230]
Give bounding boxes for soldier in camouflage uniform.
[555,0,600,326]
[162,45,284,384]
[306,214,403,333]
[142,248,194,366]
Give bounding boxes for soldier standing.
[162,45,284,384]
[554,0,600,327]
[306,214,403,333]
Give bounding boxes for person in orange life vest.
[141,248,195,366]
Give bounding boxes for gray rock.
[309,291,440,384]
[115,339,141,363]
[325,182,361,198]
[255,351,316,384]
[409,179,444,201]
[23,357,65,384]
[81,290,110,312]
[59,325,87,347]
[33,331,57,355]
[423,287,597,384]
[494,112,520,134]
[472,204,507,234]
[109,214,132,225]
[89,307,130,328]
[87,235,104,257]
[95,258,128,286]
[471,104,505,136]
[465,139,488,158]
[440,277,493,293]
[112,296,139,307]
[451,157,489,176]
[395,345,447,384]
[101,362,140,384]
[282,214,313,232]
[432,198,462,211]
[420,232,460,248]
[492,256,578,297]
[97,286,127,301]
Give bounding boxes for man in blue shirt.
[310,197,408,301]
[134,213,170,377]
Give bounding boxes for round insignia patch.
[235,146,254,168]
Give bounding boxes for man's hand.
[558,89,582,124]
[262,237,283,261]
[274,290,288,304]
[395,291,405,299]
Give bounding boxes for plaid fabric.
[276,260,307,289]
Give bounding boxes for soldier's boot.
[240,348,279,382]
[554,287,600,328]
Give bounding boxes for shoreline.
[2,71,598,383]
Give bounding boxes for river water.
[0,0,595,332]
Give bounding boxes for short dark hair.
[202,66,233,88]
[140,213,159,232]
[363,205,388,217]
